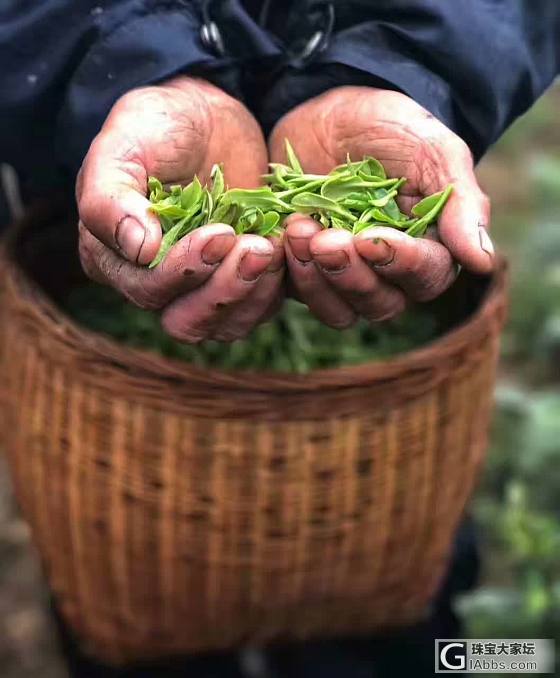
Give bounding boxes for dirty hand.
[269,86,494,328]
[78,76,283,343]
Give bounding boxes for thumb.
[76,131,162,265]
[437,167,494,275]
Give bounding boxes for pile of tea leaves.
[148,141,453,267]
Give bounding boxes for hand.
[78,76,284,343]
[269,87,494,328]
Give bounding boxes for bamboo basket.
[0,205,508,665]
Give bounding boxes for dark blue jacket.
[1,0,559,199]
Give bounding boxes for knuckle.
[290,267,320,294]
[112,265,168,310]
[95,248,119,281]
[343,277,379,300]
[127,284,163,311]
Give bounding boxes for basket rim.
[1,205,508,395]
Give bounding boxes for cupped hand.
[78,76,284,343]
[269,86,494,327]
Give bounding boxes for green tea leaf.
[358,157,387,179]
[237,206,264,234]
[211,201,238,225]
[159,213,175,233]
[259,211,281,236]
[222,187,292,213]
[283,173,330,185]
[149,217,191,268]
[383,196,402,221]
[181,176,203,210]
[367,188,399,208]
[285,139,303,174]
[330,215,350,230]
[203,190,214,222]
[149,203,190,218]
[148,176,163,194]
[291,192,355,220]
[211,164,225,202]
[406,184,453,236]
[318,213,331,228]
[321,175,398,201]
[411,190,447,218]
[277,179,324,201]
[148,176,165,202]
[368,208,407,227]
[321,176,371,201]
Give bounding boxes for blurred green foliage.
[459,84,560,665]
[64,289,441,373]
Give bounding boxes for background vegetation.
[458,84,560,669]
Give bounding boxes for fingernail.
[202,233,235,265]
[479,226,494,258]
[364,238,395,266]
[239,249,272,282]
[314,250,349,272]
[287,235,312,263]
[115,216,146,262]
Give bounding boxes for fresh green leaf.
[222,187,292,213]
[285,139,303,174]
[149,217,191,268]
[291,192,355,220]
[406,185,453,236]
[149,203,191,218]
[259,211,281,236]
[211,164,225,202]
[180,176,203,210]
[358,157,387,179]
[411,190,447,218]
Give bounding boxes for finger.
[435,157,494,275]
[285,217,356,329]
[77,130,163,265]
[211,240,285,341]
[79,222,236,309]
[161,235,274,343]
[355,226,458,302]
[310,229,406,321]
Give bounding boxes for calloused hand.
[269,86,494,328]
[78,76,284,343]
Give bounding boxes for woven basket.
[0,205,507,665]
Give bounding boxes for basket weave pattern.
[0,216,507,664]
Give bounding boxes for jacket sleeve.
[312,0,560,159]
[0,0,221,182]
